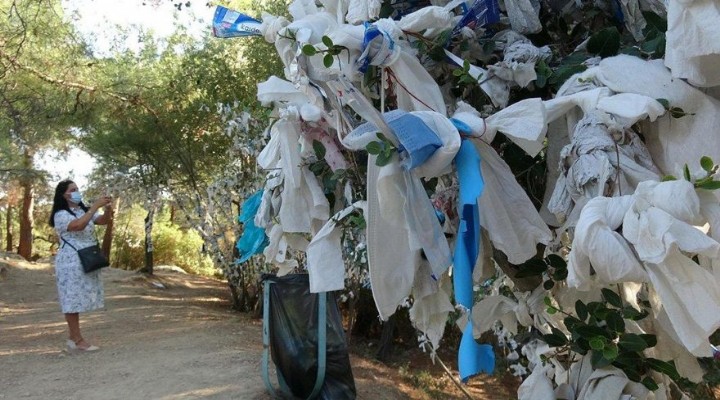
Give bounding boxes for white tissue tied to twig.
[223,0,720,397]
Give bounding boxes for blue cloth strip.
[236,191,269,263]
[349,109,443,171]
[453,138,494,380]
[450,118,472,135]
[459,319,495,382]
[453,139,484,308]
[387,113,443,171]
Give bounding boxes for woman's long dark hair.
[48,179,88,227]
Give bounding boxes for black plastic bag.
[262,274,356,399]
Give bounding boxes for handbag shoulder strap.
[61,237,78,251]
[60,219,101,251]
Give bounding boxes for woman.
[48,179,113,353]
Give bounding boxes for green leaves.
[321,36,333,48]
[540,293,678,387]
[587,27,621,58]
[684,164,692,181]
[667,156,720,190]
[645,358,681,380]
[601,288,622,308]
[605,310,625,332]
[535,60,552,88]
[656,98,694,119]
[618,333,649,352]
[641,11,667,59]
[643,11,667,33]
[426,29,452,62]
[543,327,569,347]
[589,336,606,350]
[641,377,659,391]
[301,44,317,56]
[365,141,381,155]
[698,181,720,190]
[365,132,396,167]
[695,156,720,190]
[300,36,347,68]
[347,214,366,230]
[312,140,326,160]
[452,59,479,86]
[701,156,714,173]
[549,64,587,88]
[576,300,589,322]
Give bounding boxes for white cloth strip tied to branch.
[487,33,552,88]
[597,55,720,176]
[356,19,447,114]
[567,195,648,290]
[307,201,367,293]
[567,179,720,357]
[340,108,455,319]
[450,100,552,265]
[623,180,720,357]
[665,0,720,87]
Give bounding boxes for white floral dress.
[53,209,104,313]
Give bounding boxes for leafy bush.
[110,203,215,276]
[152,223,215,276]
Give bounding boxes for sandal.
[66,339,99,353]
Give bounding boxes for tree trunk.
[5,205,12,252]
[169,204,175,225]
[346,294,357,345]
[228,280,242,310]
[101,198,119,260]
[375,315,397,362]
[17,182,33,260]
[142,207,155,275]
[17,150,34,260]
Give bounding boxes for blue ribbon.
[453,138,494,380]
[460,320,495,381]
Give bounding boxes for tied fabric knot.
[356,23,400,73]
[351,110,444,171]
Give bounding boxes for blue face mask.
[70,191,83,203]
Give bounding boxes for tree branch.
[0,49,159,119]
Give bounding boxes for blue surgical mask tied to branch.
[70,192,83,203]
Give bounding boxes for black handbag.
[62,238,110,273]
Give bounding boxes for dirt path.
[0,256,515,400]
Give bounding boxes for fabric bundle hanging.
[339,107,457,319]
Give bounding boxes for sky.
[62,0,216,56]
[41,0,216,187]
[36,148,97,189]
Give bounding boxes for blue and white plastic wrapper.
[212,6,262,38]
[452,0,501,36]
